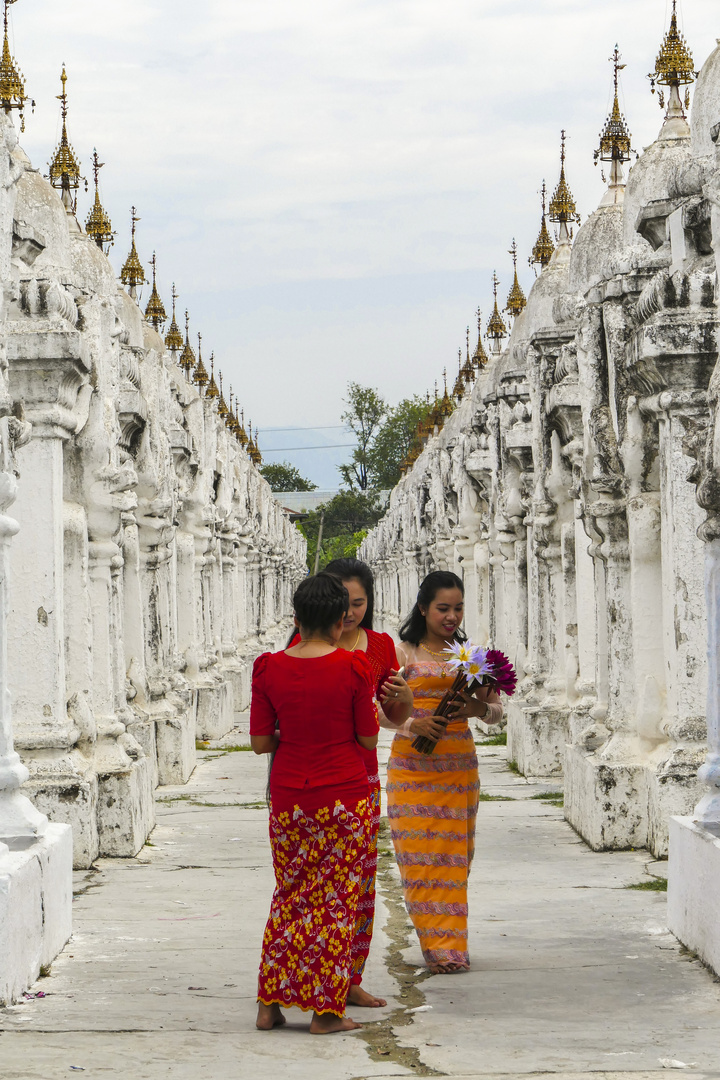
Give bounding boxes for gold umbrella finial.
[548,131,580,244]
[206,353,220,399]
[85,149,114,251]
[145,252,167,331]
[648,0,696,113]
[505,239,527,318]
[193,331,209,390]
[47,65,85,214]
[164,284,183,354]
[595,46,634,184]
[486,273,508,353]
[529,180,555,270]
[0,0,32,131]
[178,310,196,375]
[120,206,147,299]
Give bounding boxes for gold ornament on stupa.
[48,66,85,214]
[164,285,183,355]
[596,47,633,167]
[549,131,580,235]
[205,354,220,399]
[529,181,554,270]
[505,239,527,319]
[471,308,489,371]
[237,406,249,447]
[145,253,167,331]
[178,311,196,375]
[193,333,209,390]
[247,421,262,465]
[486,274,508,353]
[648,0,696,111]
[439,370,455,421]
[453,344,466,402]
[217,374,231,421]
[85,150,114,252]
[120,207,147,298]
[0,1,32,131]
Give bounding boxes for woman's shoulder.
[349,648,374,685]
[252,651,275,679]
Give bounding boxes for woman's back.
[250,648,378,790]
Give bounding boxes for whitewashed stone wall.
[0,113,305,885]
[362,45,720,864]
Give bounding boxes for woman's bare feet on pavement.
[309,1011,361,1034]
[347,985,387,1008]
[428,962,470,975]
[256,1002,286,1030]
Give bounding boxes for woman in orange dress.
[387,571,503,974]
[251,572,379,1034]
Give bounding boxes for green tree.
[298,491,384,571]
[367,395,427,489]
[260,461,317,492]
[339,383,387,490]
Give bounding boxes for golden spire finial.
[439,367,454,419]
[164,284,183,354]
[530,180,555,270]
[472,306,489,370]
[120,206,147,298]
[237,406,248,447]
[145,252,167,330]
[649,0,696,112]
[0,1,31,130]
[505,239,527,318]
[193,332,209,390]
[548,131,580,243]
[48,64,85,214]
[486,273,508,353]
[205,353,220,399]
[178,310,196,374]
[218,372,230,419]
[453,346,465,402]
[85,149,114,251]
[595,46,633,177]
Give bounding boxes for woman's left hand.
[446,686,495,721]
[380,669,413,709]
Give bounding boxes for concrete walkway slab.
[0,727,718,1079]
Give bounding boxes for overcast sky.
[13,0,720,480]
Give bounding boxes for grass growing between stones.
[529,791,565,807]
[478,792,516,801]
[507,759,522,775]
[625,878,668,892]
[482,731,508,746]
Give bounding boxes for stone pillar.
[0,402,72,1004]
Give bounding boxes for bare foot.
[256,1002,286,1030]
[428,962,470,975]
[309,1011,361,1034]
[347,984,387,1008]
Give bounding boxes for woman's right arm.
[249,654,279,756]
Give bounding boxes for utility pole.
[312,512,325,575]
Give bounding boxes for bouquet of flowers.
[411,641,517,755]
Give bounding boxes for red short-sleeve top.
[250,648,379,790]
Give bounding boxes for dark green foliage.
[260,461,317,492]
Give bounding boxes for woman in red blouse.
[320,558,414,1006]
[251,572,379,1035]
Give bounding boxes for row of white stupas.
[0,2,306,1002]
[362,6,720,975]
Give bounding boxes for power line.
[260,444,356,452]
[259,425,349,433]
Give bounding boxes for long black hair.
[324,557,374,630]
[399,570,466,645]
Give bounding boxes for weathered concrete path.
[1,724,719,1080]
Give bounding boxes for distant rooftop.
[274,491,339,514]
